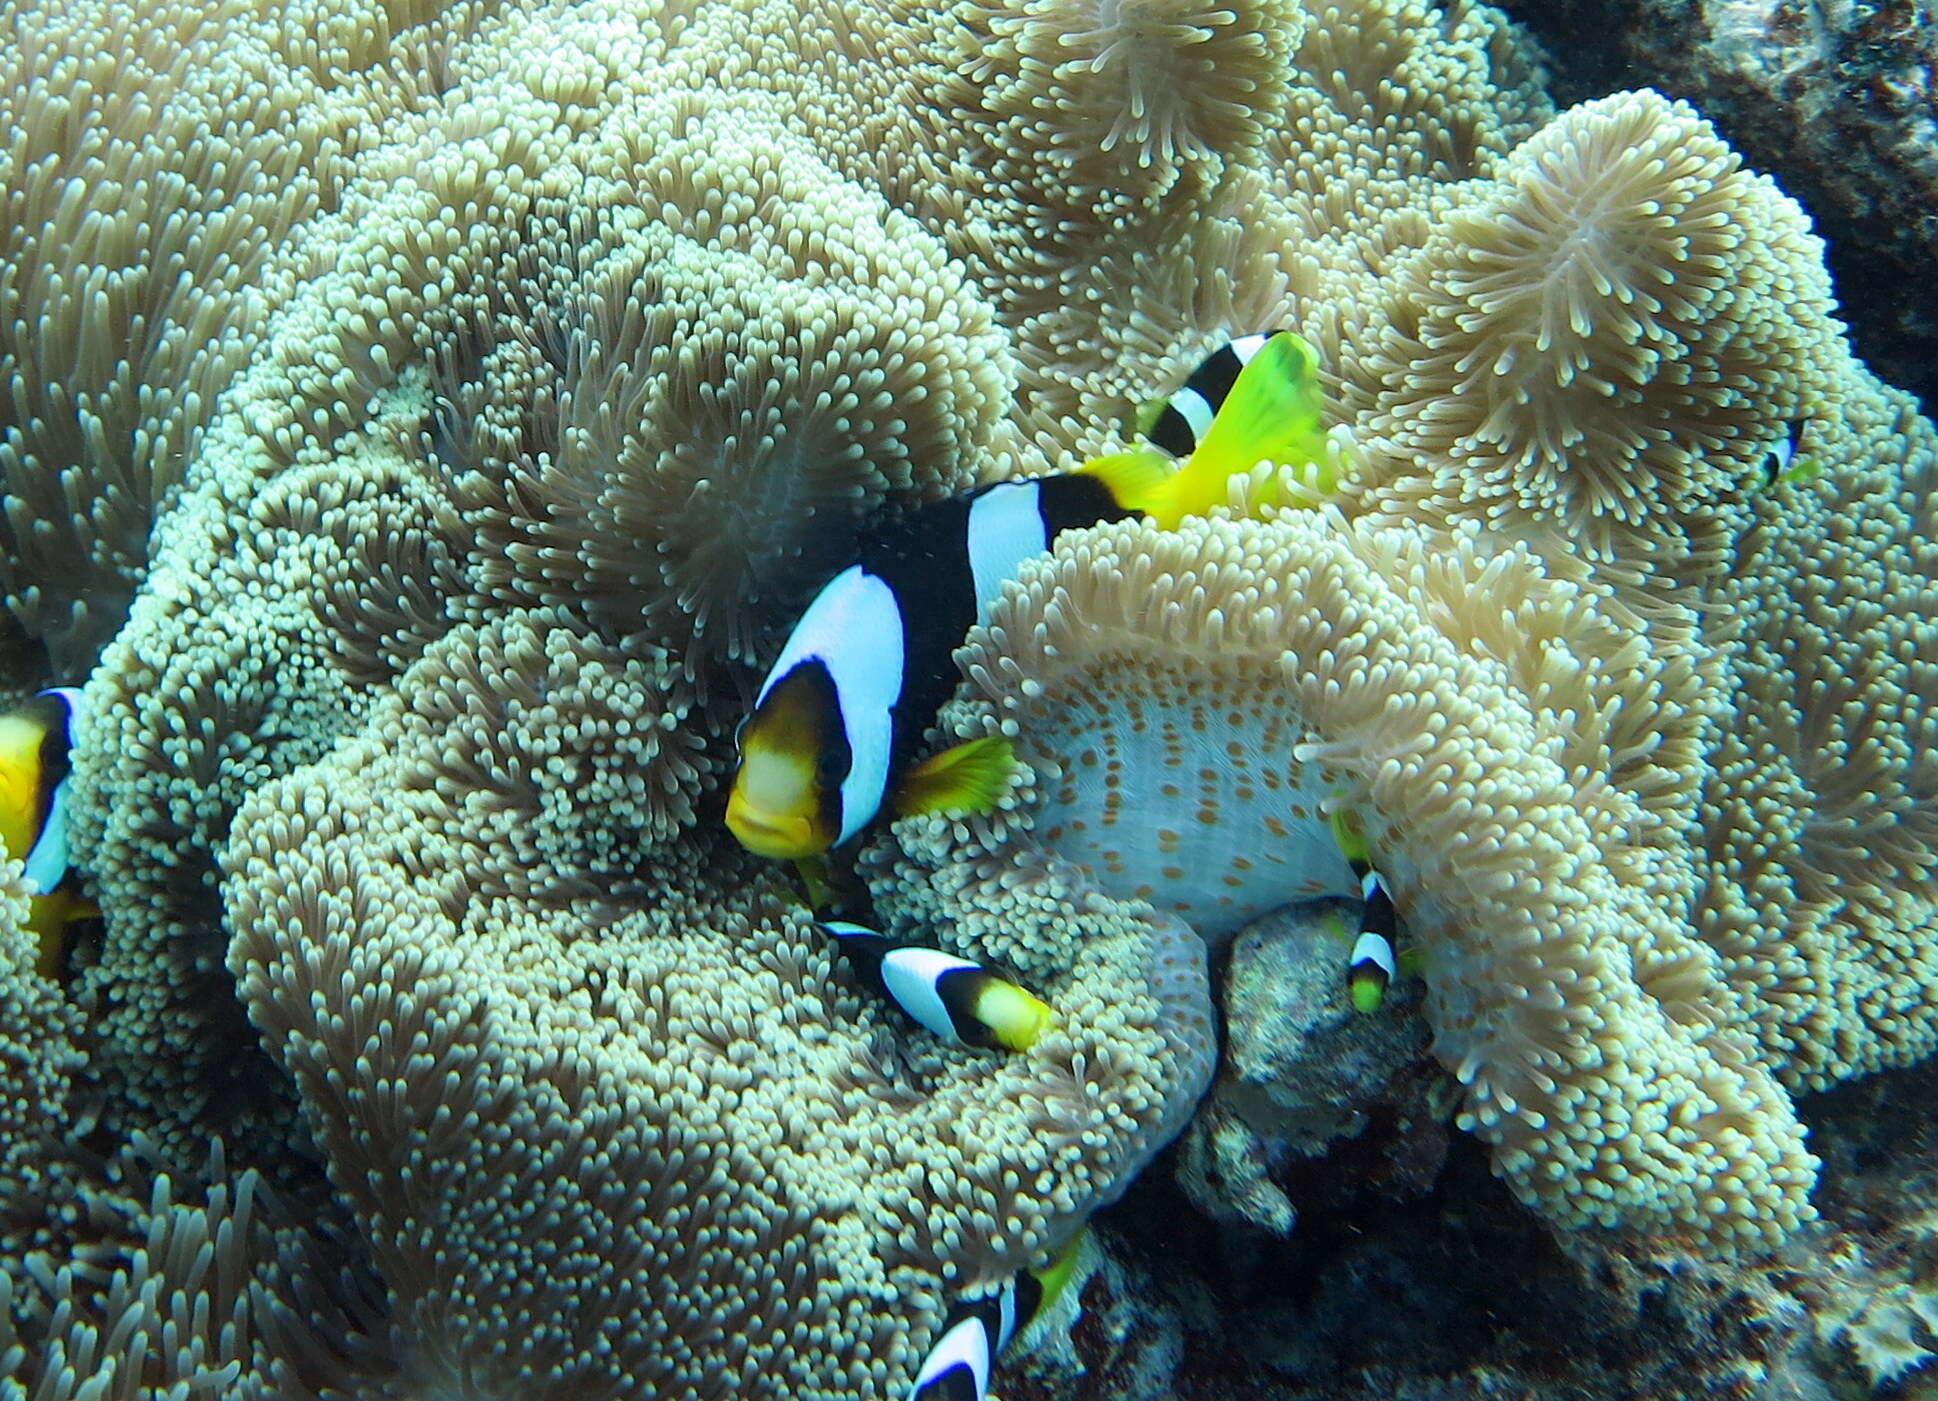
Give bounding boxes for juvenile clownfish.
[0,688,92,977]
[1762,419,1818,488]
[727,331,1334,865]
[820,919,1053,1051]
[906,1236,1083,1401]
[1330,810,1399,1015]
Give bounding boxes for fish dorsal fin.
[893,736,1017,818]
[1150,331,1332,529]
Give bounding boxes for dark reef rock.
[1002,905,1938,1397]
[1495,0,1938,413]
[1174,901,1442,1238]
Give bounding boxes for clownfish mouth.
[725,785,821,860]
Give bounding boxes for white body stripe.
[966,482,1050,630]
[22,777,69,895]
[1231,332,1271,363]
[908,1316,993,1401]
[756,566,905,845]
[1350,930,1396,978]
[21,688,80,896]
[993,1281,1021,1353]
[1359,870,1380,901]
[1171,386,1216,445]
[881,945,980,1044]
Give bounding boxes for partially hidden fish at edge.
[0,687,92,977]
[905,1236,1083,1401]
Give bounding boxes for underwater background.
[1,0,1936,1395]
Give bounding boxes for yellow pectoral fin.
[1165,332,1334,525]
[1320,908,1353,947]
[893,737,1017,819]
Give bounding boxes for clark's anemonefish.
[820,919,1053,1051]
[1330,809,1400,1014]
[1762,418,1818,488]
[0,687,92,977]
[727,330,1334,866]
[906,1236,1083,1401]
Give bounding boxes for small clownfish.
[906,1236,1083,1401]
[1762,419,1818,488]
[820,919,1053,1052]
[1330,810,1399,1015]
[0,687,92,978]
[727,330,1334,866]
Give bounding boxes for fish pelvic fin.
[1032,1233,1084,1318]
[1156,331,1334,528]
[793,854,834,911]
[28,886,94,980]
[894,736,1017,819]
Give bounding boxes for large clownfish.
[0,687,91,977]
[905,1236,1083,1401]
[726,330,1334,865]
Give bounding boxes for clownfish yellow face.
[0,709,45,871]
[729,564,904,862]
[726,667,845,860]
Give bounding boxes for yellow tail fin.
[1147,332,1333,529]
[971,977,1054,1051]
[894,737,1017,818]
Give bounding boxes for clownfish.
[906,1237,1083,1401]
[1762,419,1818,488]
[727,330,1334,866]
[0,687,91,977]
[1331,810,1399,1015]
[821,919,1053,1051]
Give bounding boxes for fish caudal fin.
[894,736,1017,819]
[966,976,1054,1052]
[821,919,1053,1052]
[1148,331,1334,530]
[1349,926,1396,1014]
